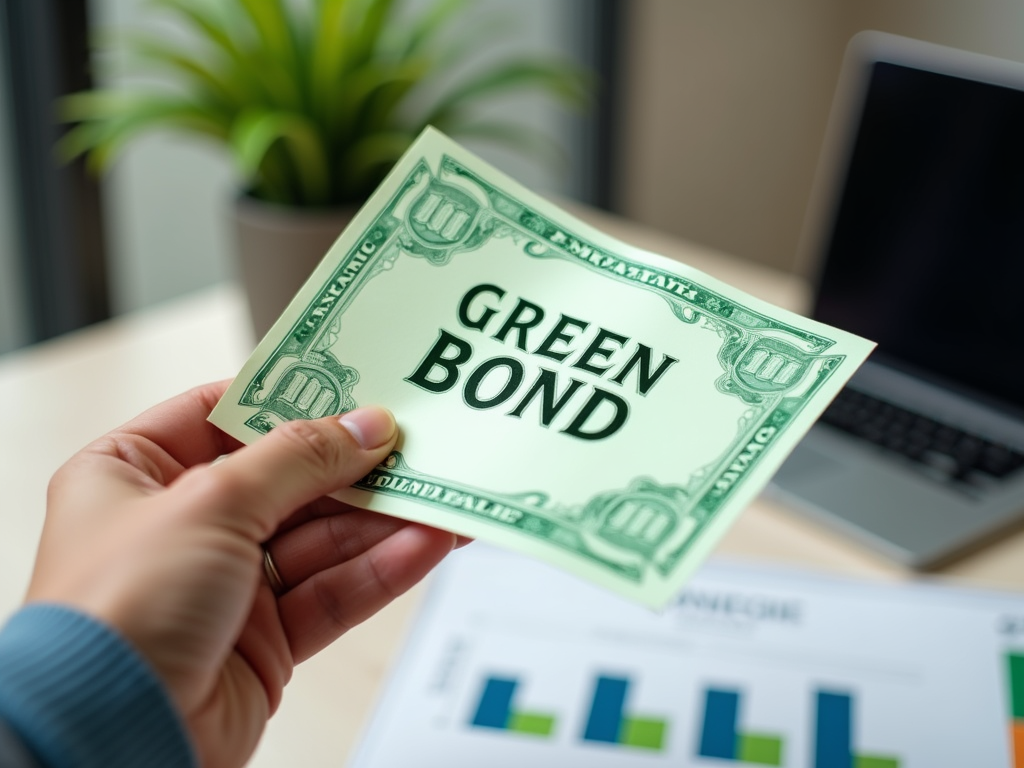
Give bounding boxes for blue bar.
[583,675,628,743]
[814,691,853,768]
[471,677,516,729]
[699,688,739,759]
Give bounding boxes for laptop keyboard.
[819,388,1024,490]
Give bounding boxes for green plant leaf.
[345,0,399,67]
[58,90,228,129]
[230,110,330,204]
[152,0,247,60]
[236,0,296,62]
[58,90,136,122]
[423,59,589,128]
[57,0,594,207]
[339,129,414,197]
[429,118,567,171]
[117,33,244,108]
[334,59,429,138]
[361,64,429,131]
[310,0,350,119]
[149,0,273,105]
[56,94,229,172]
[404,13,509,81]
[236,0,304,107]
[55,122,116,167]
[394,0,469,60]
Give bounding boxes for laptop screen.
[812,60,1024,411]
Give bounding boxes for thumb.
[175,407,397,541]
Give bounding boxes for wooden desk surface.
[1,209,1021,767]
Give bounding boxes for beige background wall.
[616,0,1024,275]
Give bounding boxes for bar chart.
[469,673,668,749]
[470,676,556,737]
[813,691,899,768]
[698,688,785,765]
[351,546,1019,767]
[580,675,667,750]
[468,674,905,767]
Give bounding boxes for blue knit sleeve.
[0,604,196,768]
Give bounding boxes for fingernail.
[339,407,397,449]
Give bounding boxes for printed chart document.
[350,545,1024,767]
[210,128,874,606]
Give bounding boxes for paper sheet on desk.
[209,127,874,607]
[349,545,1022,767]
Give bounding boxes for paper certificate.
[210,128,874,606]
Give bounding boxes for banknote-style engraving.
[244,359,359,435]
[358,453,695,582]
[211,130,869,602]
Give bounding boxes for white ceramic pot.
[233,195,358,341]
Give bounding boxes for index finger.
[110,380,243,468]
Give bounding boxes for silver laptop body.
[768,31,1024,568]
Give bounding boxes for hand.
[26,380,457,767]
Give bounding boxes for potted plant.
[60,0,588,338]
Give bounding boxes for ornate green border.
[233,152,844,586]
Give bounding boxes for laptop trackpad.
[773,443,846,484]
[771,434,993,565]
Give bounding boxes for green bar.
[1008,654,1024,719]
[508,712,556,736]
[738,733,784,766]
[854,755,900,768]
[621,717,666,750]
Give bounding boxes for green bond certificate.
[209,128,874,607]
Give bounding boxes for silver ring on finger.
[262,545,287,597]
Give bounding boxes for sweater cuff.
[0,604,196,768]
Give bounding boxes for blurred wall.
[615,0,1024,275]
[89,0,583,315]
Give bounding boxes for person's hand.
[25,380,457,767]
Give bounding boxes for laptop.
[768,31,1024,568]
